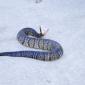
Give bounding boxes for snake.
[0,27,63,61]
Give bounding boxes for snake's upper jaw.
[43,28,49,35]
[39,26,49,36]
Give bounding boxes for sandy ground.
[0,0,85,85]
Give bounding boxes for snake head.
[39,26,49,37]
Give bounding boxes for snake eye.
[25,32,33,36]
[29,32,33,35]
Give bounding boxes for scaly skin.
[0,28,63,61]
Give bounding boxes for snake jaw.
[39,26,49,36]
[43,28,49,36]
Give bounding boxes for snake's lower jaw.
[43,28,49,36]
[39,26,49,36]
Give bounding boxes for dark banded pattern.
[0,28,63,61]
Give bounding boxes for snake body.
[0,28,63,61]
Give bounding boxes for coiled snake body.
[0,28,63,61]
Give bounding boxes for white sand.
[0,0,85,85]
